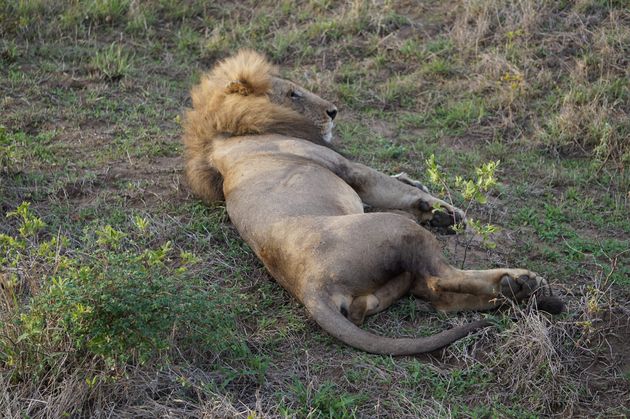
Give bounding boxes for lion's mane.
[182,50,324,203]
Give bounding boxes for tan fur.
[183,51,562,355]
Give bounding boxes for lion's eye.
[290,90,303,99]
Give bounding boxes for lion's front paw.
[417,201,465,234]
[429,205,465,230]
[499,271,545,301]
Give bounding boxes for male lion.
[183,50,562,355]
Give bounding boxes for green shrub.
[0,203,238,381]
[426,155,501,253]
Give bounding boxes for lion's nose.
[326,108,337,120]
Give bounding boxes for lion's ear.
[225,80,253,96]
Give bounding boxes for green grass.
[90,42,133,80]
[1,0,629,416]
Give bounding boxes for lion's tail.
[303,296,490,356]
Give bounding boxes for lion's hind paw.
[500,272,544,301]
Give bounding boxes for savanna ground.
[1,0,629,417]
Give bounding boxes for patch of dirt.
[571,307,630,415]
[438,133,493,153]
[47,72,95,90]
[368,119,396,139]
[600,308,630,375]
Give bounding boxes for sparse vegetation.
[425,154,502,262]
[1,0,628,417]
[90,42,133,80]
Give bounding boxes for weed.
[87,0,130,24]
[421,99,487,135]
[286,378,365,417]
[379,76,416,108]
[90,43,133,80]
[0,40,19,63]
[176,26,202,54]
[0,128,60,172]
[399,39,424,58]
[422,57,454,77]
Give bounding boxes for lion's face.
[268,77,338,143]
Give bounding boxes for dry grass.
[448,0,629,165]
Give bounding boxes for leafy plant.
[426,154,501,265]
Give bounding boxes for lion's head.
[183,50,338,203]
[186,50,338,146]
[266,77,338,144]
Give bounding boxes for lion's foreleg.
[339,161,464,227]
[392,172,430,193]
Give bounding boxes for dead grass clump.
[445,264,630,416]
[450,0,550,55]
[537,94,627,163]
[441,308,579,415]
[493,310,579,414]
[0,363,101,418]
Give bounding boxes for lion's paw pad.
[500,273,542,301]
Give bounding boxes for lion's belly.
[221,157,363,295]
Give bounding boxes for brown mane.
[182,50,326,203]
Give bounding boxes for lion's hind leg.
[411,268,561,313]
[348,273,412,325]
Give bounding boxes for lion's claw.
[500,272,544,301]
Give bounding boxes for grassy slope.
[1,0,629,417]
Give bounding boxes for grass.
[1,0,629,417]
[90,42,133,80]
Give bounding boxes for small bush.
[426,155,501,257]
[0,203,239,382]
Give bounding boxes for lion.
[183,50,563,355]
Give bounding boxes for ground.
[1,0,629,417]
